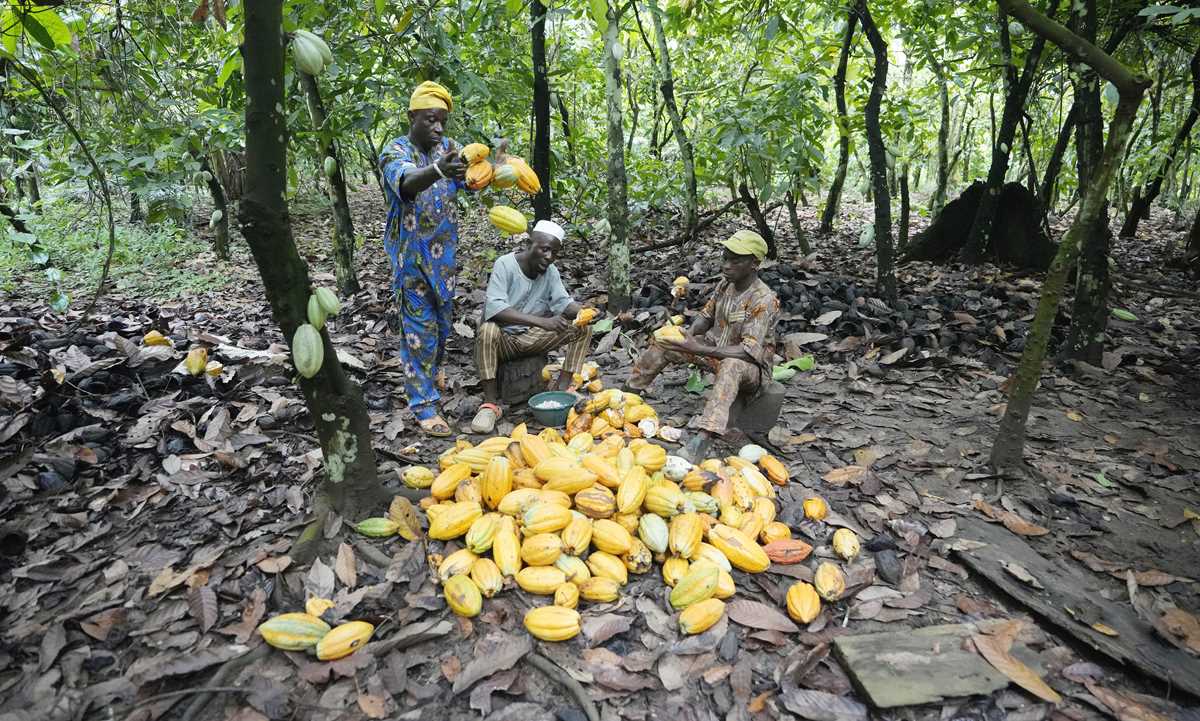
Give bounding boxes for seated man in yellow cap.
[379,81,468,437]
[627,230,780,461]
[470,220,593,434]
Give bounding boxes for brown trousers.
[628,340,761,434]
[475,321,592,382]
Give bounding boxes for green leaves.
[686,369,710,394]
[772,355,815,382]
[13,7,72,50]
[589,0,608,33]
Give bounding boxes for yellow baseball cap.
[721,230,768,260]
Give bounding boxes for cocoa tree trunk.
[820,11,858,234]
[555,93,576,166]
[603,1,631,311]
[648,0,698,243]
[785,189,811,255]
[962,4,1054,262]
[299,71,359,296]
[201,157,231,262]
[241,0,387,559]
[737,181,777,258]
[531,0,553,221]
[856,0,896,302]
[1039,102,1078,211]
[990,0,1148,471]
[929,49,950,216]
[898,169,910,251]
[1119,43,1200,238]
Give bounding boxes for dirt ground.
[0,183,1197,721]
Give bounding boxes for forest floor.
[1,182,1198,721]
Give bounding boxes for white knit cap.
[532,220,565,241]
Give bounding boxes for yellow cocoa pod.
[706,523,770,573]
[185,347,208,376]
[803,496,829,521]
[505,441,527,470]
[685,491,719,515]
[578,576,620,603]
[679,598,725,635]
[471,558,504,598]
[536,458,597,493]
[670,560,719,609]
[461,142,490,164]
[590,519,633,555]
[787,581,822,623]
[622,538,653,574]
[142,330,172,347]
[513,468,541,490]
[466,160,494,190]
[574,486,617,519]
[428,501,482,540]
[516,565,566,595]
[638,513,669,554]
[438,548,479,582]
[492,162,519,189]
[554,582,580,609]
[305,598,335,618]
[315,621,374,661]
[581,454,623,489]
[481,456,513,510]
[431,463,472,500]
[561,516,594,556]
[662,557,690,587]
[466,513,502,554]
[758,455,789,484]
[814,562,846,601]
[492,516,522,577]
[761,521,792,545]
[498,488,542,516]
[522,502,573,534]
[714,569,736,599]
[751,497,777,525]
[634,443,667,472]
[573,308,598,327]
[586,550,628,585]
[741,466,775,498]
[695,542,732,573]
[831,528,861,561]
[739,513,765,543]
[614,512,641,535]
[455,479,482,505]
[537,489,572,508]
[508,156,542,194]
[402,466,435,489]
[730,476,755,510]
[524,605,580,641]
[616,466,649,514]
[444,574,482,617]
[355,517,399,538]
[554,554,591,583]
[258,613,331,650]
[644,484,688,518]
[488,205,528,235]
[520,434,553,467]
[669,513,704,559]
[653,325,685,343]
[521,533,564,566]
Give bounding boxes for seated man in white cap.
[471,220,592,433]
[627,229,780,461]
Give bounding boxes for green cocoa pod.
[307,295,327,330]
[355,518,400,537]
[293,323,324,378]
[324,156,337,178]
[314,287,341,315]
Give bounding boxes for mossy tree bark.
[990,0,1149,470]
[241,0,387,559]
[856,0,896,302]
[647,0,698,243]
[603,1,631,312]
[928,48,950,216]
[819,11,857,234]
[299,71,359,296]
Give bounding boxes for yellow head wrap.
[721,229,768,261]
[409,81,453,112]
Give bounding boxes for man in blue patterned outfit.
[379,81,468,437]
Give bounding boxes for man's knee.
[477,321,503,346]
[716,358,754,378]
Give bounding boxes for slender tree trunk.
[299,71,359,295]
[1186,203,1200,262]
[129,191,143,223]
[820,12,858,234]
[737,181,777,258]
[785,189,812,255]
[555,93,576,165]
[531,0,552,221]
[856,0,896,301]
[1039,103,1078,210]
[929,51,950,215]
[1065,0,1110,364]
[202,157,231,261]
[962,5,1053,262]
[647,1,698,243]
[990,0,1148,470]
[1119,44,1200,237]
[241,1,386,557]
[25,168,41,213]
[898,170,910,251]
[603,2,631,311]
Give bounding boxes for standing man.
[470,221,592,434]
[626,230,780,461]
[380,81,468,437]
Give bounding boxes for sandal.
[418,415,452,438]
[470,403,502,434]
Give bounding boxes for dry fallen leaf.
[823,465,866,486]
[974,498,1049,536]
[972,631,1062,704]
[335,543,357,588]
[1084,680,1175,721]
[725,599,799,633]
[1158,607,1200,655]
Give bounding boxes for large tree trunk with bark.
[300,72,359,296]
[241,1,387,560]
[603,2,631,312]
[531,0,553,221]
[962,5,1052,262]
[856,1,896,301]
[990,0,1148,471]
[1119,44,1200,238]
[648,0,698,243]
[820,12,858,234]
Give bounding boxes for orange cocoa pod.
[762,539,814,565]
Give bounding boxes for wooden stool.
[498,353,550,406]
[727,380,785,433]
